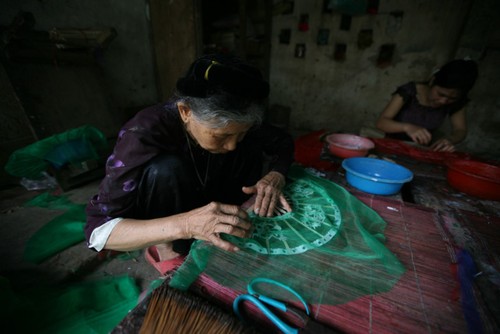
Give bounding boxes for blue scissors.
[233,278,329,334]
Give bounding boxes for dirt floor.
[0,178,161,308]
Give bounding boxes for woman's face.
[428,85,462,108]
[178,103,252,154]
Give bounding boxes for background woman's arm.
[376,94,432,145]
[446,108,467,144]
[430,107,467,152]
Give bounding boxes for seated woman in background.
[376,59,478,152]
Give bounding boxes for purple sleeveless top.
[388,82,466,141]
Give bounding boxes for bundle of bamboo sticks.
[139,283,259,334]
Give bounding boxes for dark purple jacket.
[84,101,294,242]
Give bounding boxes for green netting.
[234,177,342,255]
[170,165,406,305]
[22,192,86,264]
[0,275,140,333]
[5,125,108,179]
[24,191,79,210]
[24,205,86,263]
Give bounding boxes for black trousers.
[135,150,263,254]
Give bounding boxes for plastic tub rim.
[342,157,414,184]
[447,159,500,185]
[345,173,402,195]
[326,133,375,151]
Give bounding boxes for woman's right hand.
[181,202,252,252]
[405,124,432,145]
[430,138,456,152]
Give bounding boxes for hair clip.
[204,60,219,81]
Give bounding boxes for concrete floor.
[0,179,160,300]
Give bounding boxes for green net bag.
[170,165,405,305]
[0,275,139,334]
[23,192,86,264]
[5,125,108,180]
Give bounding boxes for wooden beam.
[148,0,200,100]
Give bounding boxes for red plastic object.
[447,160,500,201]
[325,133,375,159]
[372,138,472,165]
[294,130,338,171]
[145,246,186,275]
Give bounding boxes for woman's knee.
[143,154,187,182]
[136,154,195,217]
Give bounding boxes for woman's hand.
[404,124,432,145]
[430,138,456,152]
[182,202,252,252]
[242,171,292,217]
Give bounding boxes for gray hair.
[177,94,264,129]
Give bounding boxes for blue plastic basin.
[342,157,413,195]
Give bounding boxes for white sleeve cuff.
[88,217,123,251]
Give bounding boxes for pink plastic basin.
[326,133,375,159]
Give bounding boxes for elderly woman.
[85,54,294,274]
[376,59,478,152]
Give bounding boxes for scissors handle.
[233,294,299,334]
[247,277,310,315]
[233,278,310,334]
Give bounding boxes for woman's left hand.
[242,171,292,217]
[430,138,456,152]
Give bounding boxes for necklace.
[183,128,210,187]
